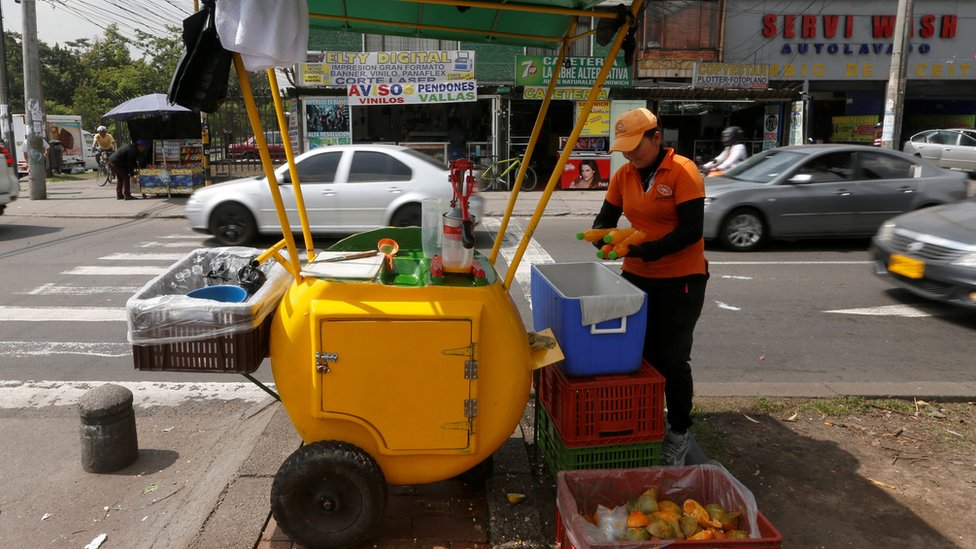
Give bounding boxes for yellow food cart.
[130,2,644,548]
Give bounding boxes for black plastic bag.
[168,0,232,113]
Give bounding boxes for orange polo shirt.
[605,148,707,279]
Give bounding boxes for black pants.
[109,161,131,197]
[622,269,708,434]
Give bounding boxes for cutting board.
[301,251,384,279]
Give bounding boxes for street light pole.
[881,0,913,150]
[21,0,45,199]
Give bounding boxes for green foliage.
[3,23,183,131]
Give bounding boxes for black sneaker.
[123,195,137,200]
[116,195,124,200]
[661,429,691,466]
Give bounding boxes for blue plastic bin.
[531,262,647,376]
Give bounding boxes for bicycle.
[94,149,116,187]
[478,156,537,192]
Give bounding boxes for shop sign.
[575,101,611,137]
[830,115,877,143]
[522,87,609,101]
[788,101,805,146]
[763,105,780,150]
[304,98,351,150]
[300,50,475,86]
[693,63,769,90]
[346,80,477,105]
[723,0,974,80]
[515,55,631,88]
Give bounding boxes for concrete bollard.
[79,384,139,473]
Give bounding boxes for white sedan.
[186,144,483,246]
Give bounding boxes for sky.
[1,0,192,55]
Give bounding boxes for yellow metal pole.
[502,0,643,290]
[233,54,302,281]
[267,68,315,260]
[488,18,576,268]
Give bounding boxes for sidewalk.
[7,176,605,220]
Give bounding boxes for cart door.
[317,319,473,451]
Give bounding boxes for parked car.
[0,141,19,215]
[902,128,976,173]
[871,197,976,309]
[226,131,287,161]
[186,144,483,245]
[703,144,969,251]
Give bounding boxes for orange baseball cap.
[609,108,658,153]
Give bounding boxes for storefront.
[722,0,976,145]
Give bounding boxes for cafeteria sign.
[515,55,631,88]
[300,50,475,86]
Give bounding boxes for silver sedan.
[703,144,969,251]
[186,144,483,246]
[902,128,976,173]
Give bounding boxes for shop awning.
[306,0,621,47]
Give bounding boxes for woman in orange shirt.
[591,107,709,466]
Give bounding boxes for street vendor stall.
[121,3,767,549]
[102,93,205,196]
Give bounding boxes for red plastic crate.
[538,360,665,447]
[555,465,782,548]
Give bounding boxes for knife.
[315,251,379,263]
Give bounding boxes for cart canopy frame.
[233,0,644,288]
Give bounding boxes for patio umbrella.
[102,93,195,121]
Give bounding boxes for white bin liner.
[126,247,291,345]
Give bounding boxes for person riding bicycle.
[91,126,116,166]
[702,126,748,176]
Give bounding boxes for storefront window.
[641,0,719,53]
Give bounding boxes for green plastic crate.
[536,404,662,473]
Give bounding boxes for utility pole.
[22,0,45,199]
[880,0,913,150]
[0,3,16,162]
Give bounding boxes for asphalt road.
[1,215,973,395]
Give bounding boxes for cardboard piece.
[301,251,384,279]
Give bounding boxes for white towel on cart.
[215,0,309,71]
[579,293,644,327]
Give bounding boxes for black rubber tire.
[271,441,387,549]
[519,167,537,192]
[718,207,766,252]
[209,202,257,246]
[97,164,110,186]
[389,203,421,227]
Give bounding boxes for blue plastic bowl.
[186,285,248,303]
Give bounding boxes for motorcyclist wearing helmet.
[91,125,116,166]
[702,126,748,175]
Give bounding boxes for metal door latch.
[316,351,338,373]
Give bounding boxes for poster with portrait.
[303,97,352,150]
[560,157,610,190]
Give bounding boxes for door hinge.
[315,351,338,373]
[464,359,478,379]
[464,399,477,419]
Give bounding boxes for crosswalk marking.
[0,306,126,321]
[0,380,274,409]
[99,253,187,261]
[63,266,168,275]
[25,283,142,295]
[480,217,553,307]
[137,241,205,248]
[825,304,932,317]
[0,341,131,357]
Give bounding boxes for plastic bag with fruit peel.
[557,463,760,548]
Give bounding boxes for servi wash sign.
[722,0,972,80]
[300,50,478,105]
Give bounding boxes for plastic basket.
[530,262,646,376]
[535,404,662,473]
[555,465,782,549]
[554,509,782,549]
[538,360,664,447]
[126,247,291,374]
[132,312,272,374]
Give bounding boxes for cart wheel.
[271,441,386,549]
